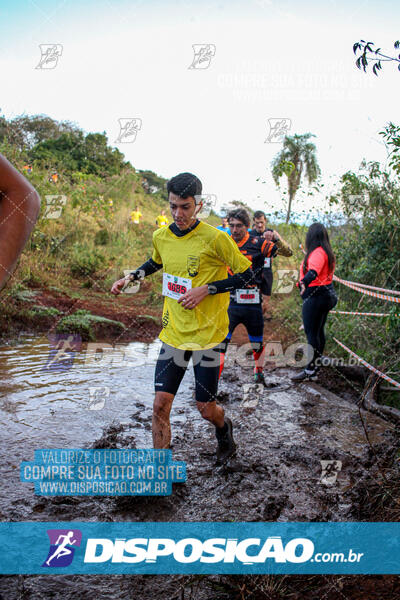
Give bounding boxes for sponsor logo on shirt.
[187,255,200,277]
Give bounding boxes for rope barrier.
[333,276,400,304]
[333,337,400,390]
[333,275,400,296]
[331,310,399,317]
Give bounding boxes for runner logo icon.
[42,529,82,567]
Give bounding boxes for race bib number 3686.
[162,273,192,300]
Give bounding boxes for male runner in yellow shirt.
[111,172,253,464]
[130,207,142,224]
[155,210,169,228]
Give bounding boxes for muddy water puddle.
[0,335,199,518]
[0,334,393,524]
[0,335,396,599]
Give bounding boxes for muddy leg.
[152,391,174,449]
[196,400,225,427]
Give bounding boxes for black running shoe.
[216,417,236,465]
[291,369,317,382]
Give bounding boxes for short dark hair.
[167,172,202,200]
[253,210,266,220]
[227,208,250,228]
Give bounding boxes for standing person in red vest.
[292,223,337,382]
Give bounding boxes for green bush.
[9,286,40,303]
[27,306,61,318]
[69,244,105,278]
[94,228,110,245]
[56,309,125,341]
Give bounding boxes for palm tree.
[271,133,321,223]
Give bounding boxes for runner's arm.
[111,257,162,295]
[261,239,278,258]
[128,258,162,281]
[207,267,254,293]
[301,269,318,287]
[209,231,254,292]
[274,237,293,257]
[177,231,254,309]
[261,232,293,257]
[127,233,163,280]
[0,154,41,291]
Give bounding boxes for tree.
[0,114,130,177]
[0,113,79,150]
[271,133,320,223]
[379,122,400,175]
[332,160,400,221]
[30,130,128,176]
[353,40,400,75]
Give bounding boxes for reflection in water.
[0,335,197,449]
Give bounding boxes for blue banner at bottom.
[0,522,399,574]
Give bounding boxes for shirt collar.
[169,219,201,237]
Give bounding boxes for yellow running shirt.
[131,210,142,224]
[156,214,169,227]
[151,221,251,350]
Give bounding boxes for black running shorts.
[260,268,273,296]
[227,303,264,342]
[154,342,224,403]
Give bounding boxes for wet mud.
[1,349,398,598]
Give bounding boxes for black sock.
[215,422,228,439]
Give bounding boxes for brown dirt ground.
[0,281,161,343]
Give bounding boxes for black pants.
[302,285,337,371]
[225,302,264,352]
[260,268,273,296]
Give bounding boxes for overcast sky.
[1,0,399,219]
